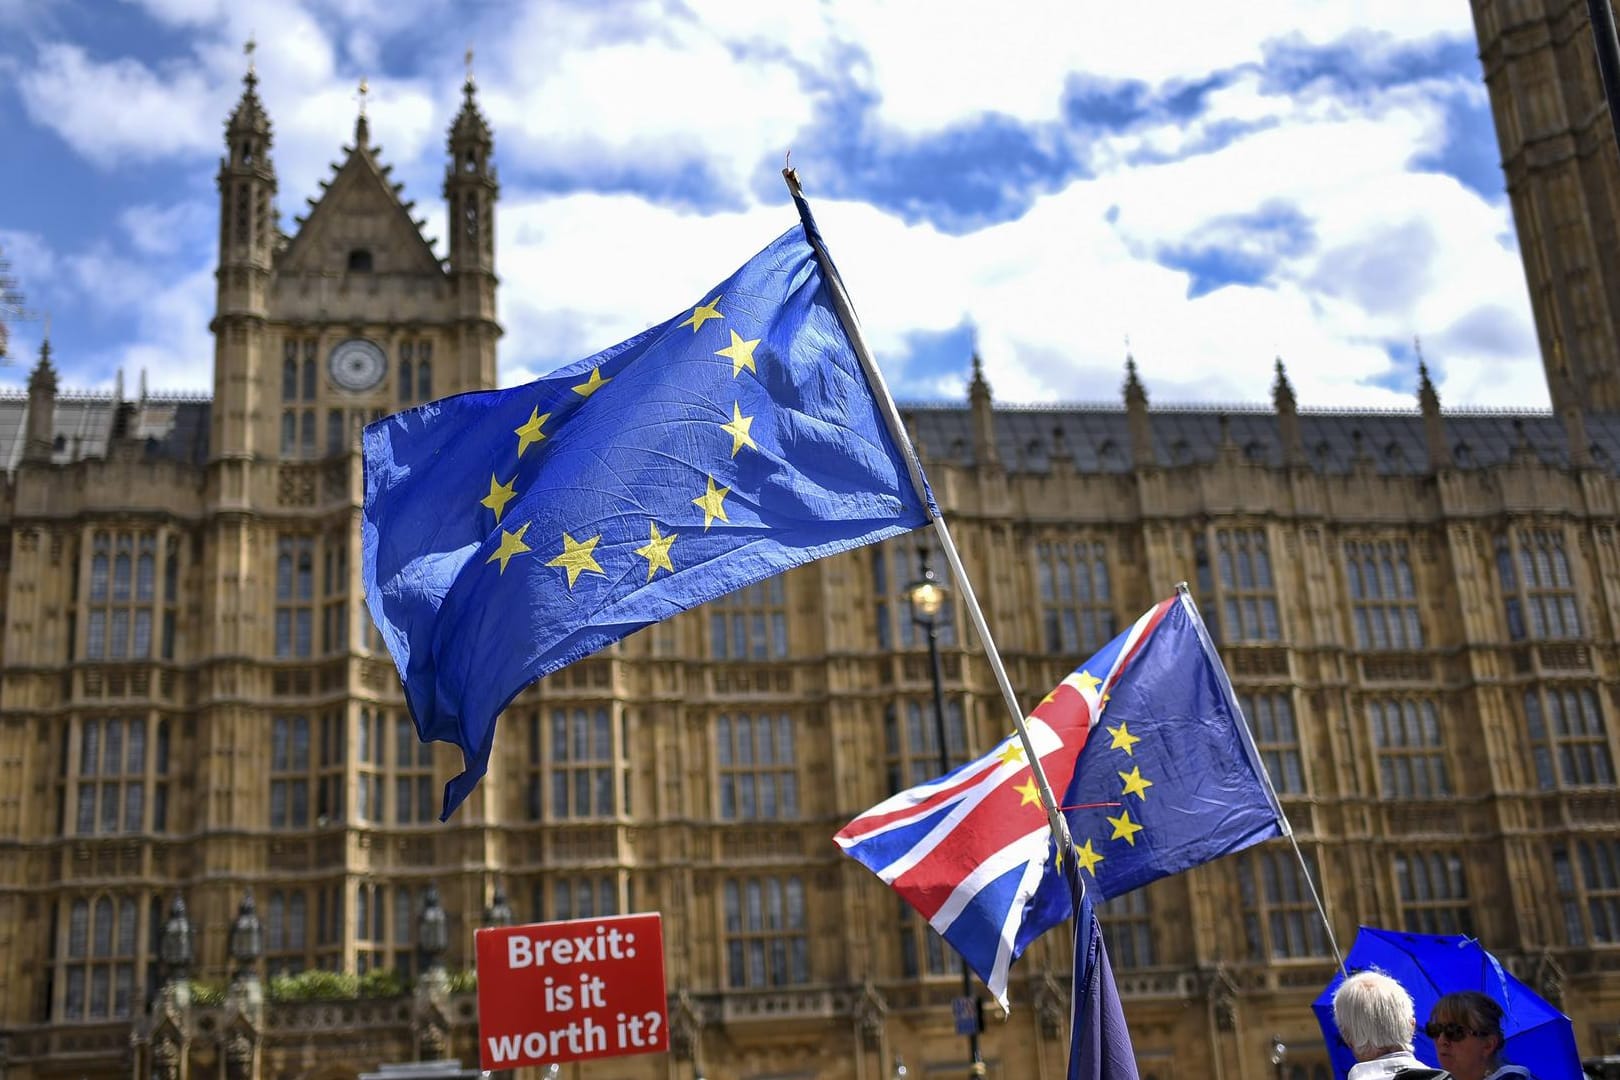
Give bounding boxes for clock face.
[328,338,387,392]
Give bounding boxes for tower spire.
[443,64,499,387]
[1123,346,1153,467]
[23,333,58,463]
[1273,355,1304,466]
[1414,335,1452,470]
[355,75,370,147]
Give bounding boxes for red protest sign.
[475,912,667,1070]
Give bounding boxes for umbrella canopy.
[1312,926,1581,1080]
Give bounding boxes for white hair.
[1332,970,1415,1058]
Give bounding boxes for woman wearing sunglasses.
[1425,992,1534,1080]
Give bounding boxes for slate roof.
[903,402,1616,476]
[0,392,211,473]
[1,391,1610,479]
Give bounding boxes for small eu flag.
[1069,884,1140,1080]
[363,212,933,820]
[1061,593,1285,899]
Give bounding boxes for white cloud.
[120,200,215,256]
[58,251,215,392]
[4,0,1546,409]
[815,0,1471,134]
[482,57,1540,410]
[474,3,817,199]
[19,44,221,167]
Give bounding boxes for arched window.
[112,537,132,601]
[283,350,297,400]
[282,411,297,455]
[347,248,373,272]
[399,359,413,403]
[90,534,110,601]
[136,538,155,602]
[417,354,432,399]
[302,355,316,400]
[63,894,139,1018]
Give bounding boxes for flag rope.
[1175,583,1346,975]
[783,166,1080,875]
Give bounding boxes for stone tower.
[211,62,277,459]
[1472,0,1620,411]
[443,70,500,389]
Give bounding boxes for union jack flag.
[835,598,1175,1006]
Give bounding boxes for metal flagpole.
[1587,0,1620,160]
[1175,583,1346,975]
[782,166,1078,862]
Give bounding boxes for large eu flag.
[363,214,933,819]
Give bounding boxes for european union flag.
[1060,592,1285,899]
[362,209,933,819]
[1068,884,1140,1080]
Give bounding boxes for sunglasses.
[1424,1021,1494,1042]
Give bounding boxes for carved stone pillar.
[223,1029,255,1080]
[150,1032,181,1080]
[1033,971,1067,1040]
[667,989,703,1064]
[853,979,887,1049]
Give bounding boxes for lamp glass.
[908,580,945,621]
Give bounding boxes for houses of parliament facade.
[3,2,1620,1077]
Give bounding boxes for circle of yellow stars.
[1064,671,1154,880]
[476,294,769,590]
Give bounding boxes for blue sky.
[0,0,1544,408]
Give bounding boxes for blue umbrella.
[1311,926,1582,1080]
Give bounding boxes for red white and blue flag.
[836,592,1285,1009]
[835,598,1173,1006]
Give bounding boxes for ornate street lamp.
[418,885,449,973]
[483,884,513,928]
[1269,1035,1288,1080]
[905,544,984,1079]
[229,891,262,981]
[159,895,194,984]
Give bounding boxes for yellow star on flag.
[1014,777,1042,808]
[692,475,730,530]
[716,329,760,377]
[634,522,677,581]
[486,523,531,574]
[1074,838,1104,877]
[546,532,604,589]
[480,473,517,523]
[720,402,757,457]
[1106,808,1144,846]
[1119,765,1153,800]
[514,408,551,457]
[1039,687,1059,706]
[1106,721,1141,756]
[996,741,1026,768]
[1076,670,1103,695]
[572,367,611,398]
[680,295,722,333]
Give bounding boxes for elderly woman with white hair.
[1331,970,1431,1080]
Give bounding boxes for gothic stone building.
[4,5,1620,1078]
